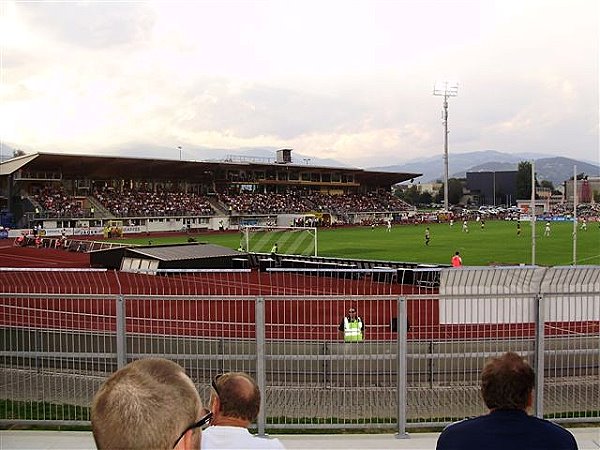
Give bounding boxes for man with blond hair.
[436,352,577,450]
[91,358,209,450]
[204,371,285,449]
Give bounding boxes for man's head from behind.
[91,358,202,450]
[211,372,260,424]
[481,352,535,411]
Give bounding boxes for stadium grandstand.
[0,150,419,233]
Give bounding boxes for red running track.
[1,239,597,340]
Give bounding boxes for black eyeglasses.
[172,410,213,448]
[348,310,356,313]
[211,374,223,396]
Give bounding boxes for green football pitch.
[119,220,600,267]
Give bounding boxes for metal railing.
[0,267,598,432]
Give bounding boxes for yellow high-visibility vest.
[343,317,363,342]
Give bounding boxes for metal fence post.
[322,342,330,384]
[396,296,409,439]
[116,294,126,369]
[255,296,267,436]
[534,293,545,418]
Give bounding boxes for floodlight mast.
[433,81,459,212]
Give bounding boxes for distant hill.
[371,151,600,186]
[458,157,600,186]
[0,144,19,162]
[118,144,352,168]
[188,146,353,168]
[0,143,352,169]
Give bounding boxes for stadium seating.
[32,186,85,218]
[93,187,215,217]
[31,184,414,221]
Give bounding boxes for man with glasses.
[203,372,285,449]
[338,307,364,342]
[91,358,208,450]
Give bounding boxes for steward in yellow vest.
[338,307,364,342]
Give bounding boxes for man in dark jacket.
[436,352,578,450]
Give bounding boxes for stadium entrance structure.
[90,242,245,271]
[0,151,419,232]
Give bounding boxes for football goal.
[241,225,317,256]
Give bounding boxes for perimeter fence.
[0,266,598,434]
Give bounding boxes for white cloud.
[1,0,598,167]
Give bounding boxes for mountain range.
[370,150,600,186]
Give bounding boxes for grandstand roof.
[0,152,420,187]
[0,153,38,176]
[0,152,217,181]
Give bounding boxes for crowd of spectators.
[94,187,215,217]
[31,183,600,224]
[33,186,85,218]
[305,192,412,214]
[32,186,415,219]
[548,202,600,219]
[218,192,314,215]
[218,191,412,216]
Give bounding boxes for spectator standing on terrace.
[436,352,578,450]
[203,372,285,449]
[451,251,462,267]
[91,358,207,450]
[339,307,364,342]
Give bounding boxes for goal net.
[241,226,317,256]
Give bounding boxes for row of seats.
[218,192,313,214]
[218,191,412,215]
[32,186,85,217]
[93,187,215,217]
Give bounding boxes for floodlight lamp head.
[433,81,459,97]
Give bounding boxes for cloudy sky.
[1,0,598,167]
